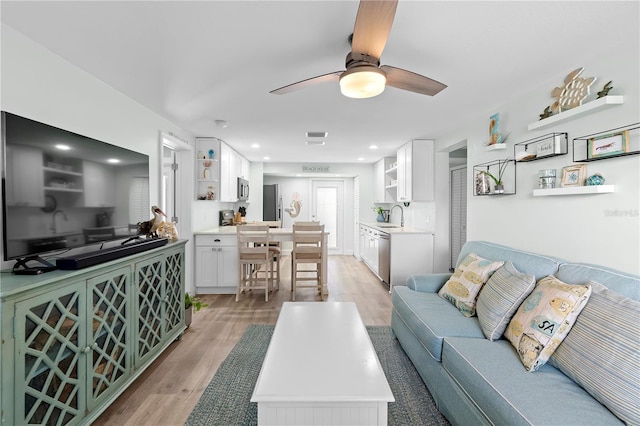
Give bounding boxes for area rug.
[186,324,449,426]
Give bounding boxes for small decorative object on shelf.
[208,149,215,159]
[485,112,510,146]
[538,169,557,189]
[206,186,215,200]
[586,173,605,186]
[551,67,597,113]
[573,123,639,162]
[539,106,553,120]
[560,164,587,187]
[597,81,613,98]
[202,160,212,179]
[514,133,568,162]
[475,172,491,195]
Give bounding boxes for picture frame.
[561,164,587,187]
[588,130,629,159]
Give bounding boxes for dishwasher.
[376,230,390,284]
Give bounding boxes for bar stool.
[291,221,324,301]
[236,225,272,302]
[254,221,282,291]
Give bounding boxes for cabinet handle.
[214,239,221,242]
[218,248,223,252]
[81,343,98,354]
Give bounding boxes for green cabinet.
[1,241,186,425]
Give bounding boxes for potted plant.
[371,206,386,222]
[184,293,208,328]
[481,160,510,194]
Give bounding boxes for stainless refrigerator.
[263,184,282,221]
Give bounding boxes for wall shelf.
[573,122,640,162]
[484,144,506,152]
[514,133,568,162]
[473,159,516,196]
[528,96,624,131]
[533,185,615,196]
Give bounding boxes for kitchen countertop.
[359,222,433,234]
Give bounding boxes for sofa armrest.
[407,273,452,293]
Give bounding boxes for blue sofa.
[391,241,639,425]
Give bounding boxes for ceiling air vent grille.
[305,131,328,138]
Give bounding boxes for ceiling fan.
[270,0,447,99]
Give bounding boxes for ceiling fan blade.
[351,0,398,59]
[381,65,447,96]
[270,72,343,95]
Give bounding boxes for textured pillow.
[549,281,640,424]
[476,262,536,341]
[505,275,592,372]
[438,253,504,317]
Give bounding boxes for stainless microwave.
[237,177,249,201]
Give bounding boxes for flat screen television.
[1,111,151,271]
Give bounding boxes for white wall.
[434,48,640,275]
[1,25,196,287]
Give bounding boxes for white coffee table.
[251,302,394,425]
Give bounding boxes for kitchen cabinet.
[5,145,45,207]
[374,157,397,203]
[359,223,433,287]
[396,139,434,202]
[1,241,186,425]
[82,160,116,207]
[195,234,238,293]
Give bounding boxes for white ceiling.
[2,1,638,164]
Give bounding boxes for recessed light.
[306,131,328,138]
[107,158,121,164]
[263,156,270,160]
[369,145,378,150]
[214,120,229,128]
[306,141,325,146]
[358,157,365,161]
[55,144,71,151]
[251,143,260,149]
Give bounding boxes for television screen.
[1,111,150,264]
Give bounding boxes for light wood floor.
[94,255,393,425]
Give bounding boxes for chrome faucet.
[51,209,68,234]
[390,204,404,227]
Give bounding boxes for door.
[450,166,467,270]
[311,180,344,254]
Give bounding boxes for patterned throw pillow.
[438,253,504,317]
[505,275,592,372]
[476,262,536,341]
[549,281,640,424]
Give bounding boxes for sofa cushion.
[505,275,592,372]
[442,337,623,425]
[556,263,640,300]
[438,253,504,317]
[392,286,484,362]
[549,281,640,425]
[476,261,536,341]
[457,241,563,281]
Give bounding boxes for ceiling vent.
[306,140,326,146]
[306,131,328,138]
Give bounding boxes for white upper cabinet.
[5,145,45,207]
[396,139,434,202]
[374,157,397,203]
[82,160,115,207]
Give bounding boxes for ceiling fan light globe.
[339,67,386,98]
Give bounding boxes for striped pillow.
[549,281,640,424]
[476,262,536,341]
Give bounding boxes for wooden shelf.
[484,144,507,151]
[528,96,624,130]
[533,185,615,196]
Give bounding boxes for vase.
[476,173,491,195]
[494,184,504,194]
[377,213,385,222]
[185,307,192,328]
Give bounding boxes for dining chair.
[291,221,324,301]
[236,224,273,302]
